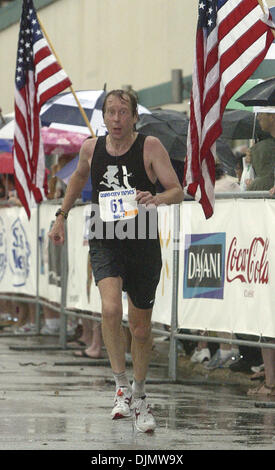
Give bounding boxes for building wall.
[0,0,197,113]
[0,0,274,114]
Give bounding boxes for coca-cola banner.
[178,199,275,338]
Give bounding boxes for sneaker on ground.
[111,387,132,420]
[190,347,211,363]
[205,349,234,370]
[14,323,37,335]
[133,396,156,433]
[40,324,60,335]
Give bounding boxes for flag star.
[25,42,31,48]
[25,28,30,34]
[208,7,213,14]
[18,57,23,63]
[199,2,205,9]
[208,19,213,26]
[32,19,37,25]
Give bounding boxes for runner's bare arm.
[136,136,184,206]
[48,138,97,245]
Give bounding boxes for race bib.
[99,188,138,222]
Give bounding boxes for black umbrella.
[216,138,238,177]
[221,109,270,139]
[236,78,275,107]
[137,109,237,189]
[137,109,189,161]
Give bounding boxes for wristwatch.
[55,208,68,219]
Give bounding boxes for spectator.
[47,154,75,200]
[72,246,104,358]
[247,338,275,397]
[73,317,103,359]
[234,156,244,184]
[0,180,6,200]
[246,184,275,395]
[245,113,275,191]
[214,162,241,192]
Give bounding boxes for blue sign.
[183,232,226,299]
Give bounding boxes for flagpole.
[257,0,275,38]
[37,15,96,138]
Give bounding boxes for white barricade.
[178,199,275,338]
[0,205,37,295]
[1,199,275,338]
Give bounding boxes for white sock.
[132,378,146,398]
[113,371,130,390]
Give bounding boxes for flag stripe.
[185,0,274,219]
[39,75,72,106]
[13,0,72,218]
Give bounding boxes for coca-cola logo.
[226,236,269,284]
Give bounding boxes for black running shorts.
[89,238,162,310]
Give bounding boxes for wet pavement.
[0,332,275,452]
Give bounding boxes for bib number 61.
[110,198,125,215]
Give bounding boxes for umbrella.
[1,90,151,149]
[0,139,13,153]
[0,123,88,156]
[41,127,87,155]
[40,89,151,136]
[40,89,107,136]
[221,109,270,140]
[137,109,237,178]
[55,155,92,201]
[136,109,189,161]
[0,152,13,174]
[226,79,263,112]
[237,78,275,107]
[0,120,14,139]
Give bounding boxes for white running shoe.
[111,387,132,420]
[133,396,156,433]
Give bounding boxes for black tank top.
[90,134,159,240]
[91,134,155,202]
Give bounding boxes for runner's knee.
[129,323,151,343]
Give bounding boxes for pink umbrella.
[41,127,88,155]
[0,152,13,174]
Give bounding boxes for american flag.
[13,0,72,218]
[185,0,275,219]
